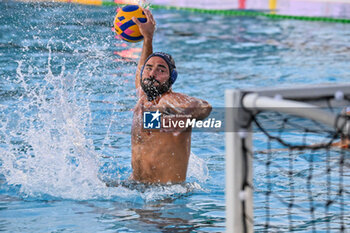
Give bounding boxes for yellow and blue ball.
[114,5,147,43]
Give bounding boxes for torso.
[131,93,192,184]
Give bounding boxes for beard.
[141,76,171,101]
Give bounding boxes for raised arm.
[132,8,156,90]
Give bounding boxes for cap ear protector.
[169,69,177,85]
[140,52,177,85]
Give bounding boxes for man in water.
[130,9,212,184]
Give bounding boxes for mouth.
[141,76,171,101]
[143,77,160,86]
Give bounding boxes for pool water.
[1,1,350,232]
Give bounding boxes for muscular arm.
[160,92,212,120]
[132,8,156,90]
[135,38,152,89]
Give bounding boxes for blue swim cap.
[141,52,178,85]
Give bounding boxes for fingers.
[147,10,155,24]
[149,13,155,25]
[142,8,156,25]
[132,17,141,26]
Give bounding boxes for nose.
[149,68,157,77]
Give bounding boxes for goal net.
[225,83,350,232]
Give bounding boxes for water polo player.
[130,8,212,184]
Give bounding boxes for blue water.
[1,1,350,232]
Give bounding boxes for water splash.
[0,49,107,199]
[187,152,209,183]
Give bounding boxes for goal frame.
[225,83,350,233]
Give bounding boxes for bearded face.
[140,56,172,101]
[141,76,171,101]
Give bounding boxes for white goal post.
[225,83,350,233]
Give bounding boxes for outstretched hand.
[132,8,156,41]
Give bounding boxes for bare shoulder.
[159,91,212,120]
[159,91,187,102]
[159,91,206,105]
